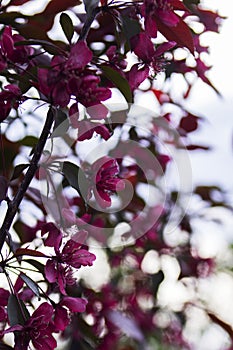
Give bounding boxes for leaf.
[7,294,30,326]
[101,65,132,103]
[60,13,74,43]
[15,40,62,55]
[183,0,200,6]
[14,248,47,258]
[121,15,141,48]
[25,259,45,275]
[0,176,8,203]
[83,0,99,15]
[157,17,194,54]
[19,136,38,147]
[10,164,29,181]
[52,109,70,137]
[186,144,210,150]
[9,0,29,5]
[20,273,40,298]
[62,161,81,194]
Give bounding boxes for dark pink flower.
[4,303,56,350]
[45,238,95,294]
[41,222,63,251]
[0,84,24,122]
[60,239,96,268]
[129,33,176,89]
[77,120,111,141]
[65,41,93,70]
[45,259,75,295]
[142,0,179,38]
[0,26,33,70]
[87,157,125,208]
[54,297,87,331]
[37,41,111,108]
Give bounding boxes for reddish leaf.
[179,113,199,133]
[9,0,29,4]
[186,144,210,150]
[157,17,194,54]
[14,248,47,258]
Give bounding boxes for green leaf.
[7,294,30,326]
[121,15,141,49]
[10,164,29,181]
[101,65,132,103]
[183,0,200,5]
[25,259,45,275]
[20,273,40,298]
[20,136,38,147]
[62,161,81,194]
[60,13,74,43]
[14,39,62,55]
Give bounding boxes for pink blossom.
[129,33,176,89]
[142,0,179,38]
[37,41,111,108]
[45,260,75,295]
[77,120,111,141]
[45,238,95,294]
[0,26,33,70]
[4,303,56,350]
[54,296,87,331]
[87,157,125,208]
[0,84,24,122]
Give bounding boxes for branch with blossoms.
[0,1,231,350]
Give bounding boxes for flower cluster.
[41,223,96,294]
[38,41,111,108]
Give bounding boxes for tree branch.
[0,107,55,252]
[78,6,101,41]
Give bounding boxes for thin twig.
[0,107,55,252]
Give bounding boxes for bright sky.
[186,1,233,197]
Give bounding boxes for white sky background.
[186,0,233,198]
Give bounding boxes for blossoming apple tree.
[0,0,232,349]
